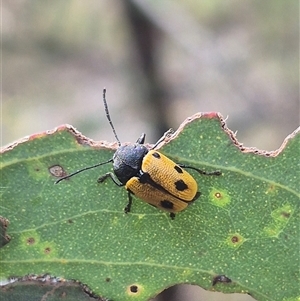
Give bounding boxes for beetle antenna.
[103,88,121,146]
[55,158,113,184]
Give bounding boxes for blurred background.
[2,1,299,300]
[2,0,299,150]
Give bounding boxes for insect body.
[212,274,232,286]
[120,149,200,213]
[56,89,221,218]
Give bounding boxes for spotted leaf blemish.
[265,183,278,195]
[210,188,230,207]
[127,283,143,296]
[26,160,45,180]
[1,217,11,246]
[39,242,57,258]
[264,204,294,237]
[20,231,40,247]
[226,233,245,248]
[44,247,51,254]
[49,165,67,178]
[26,237,35,245]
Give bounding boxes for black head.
[113,144,149,184]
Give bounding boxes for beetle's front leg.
[97,172,124,186]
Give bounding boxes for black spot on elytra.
[160,200,174,209]
[175,179,188,191]
[152,152,161,159]
[174,165,183,173]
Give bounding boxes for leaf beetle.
[56,89,221,219]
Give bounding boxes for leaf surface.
[1,113,299,301]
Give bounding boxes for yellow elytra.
[126,150,199,213]
[56,89,221,219]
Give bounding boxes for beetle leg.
[178,164,222,176]
[97,172,124,186]
[124,191,133,214]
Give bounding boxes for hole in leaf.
[214,192,222,198]
[127,283,143,296]
[130,285,138,293]
[231,236,239,243]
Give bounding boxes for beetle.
[212,274,232,286]
[56,89,221,218]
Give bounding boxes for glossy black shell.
[113,144,149,185]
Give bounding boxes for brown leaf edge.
[1,124,117,154]
[164,112,300,157]
[1,112,299,156]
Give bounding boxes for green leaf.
[1,113,299,301]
